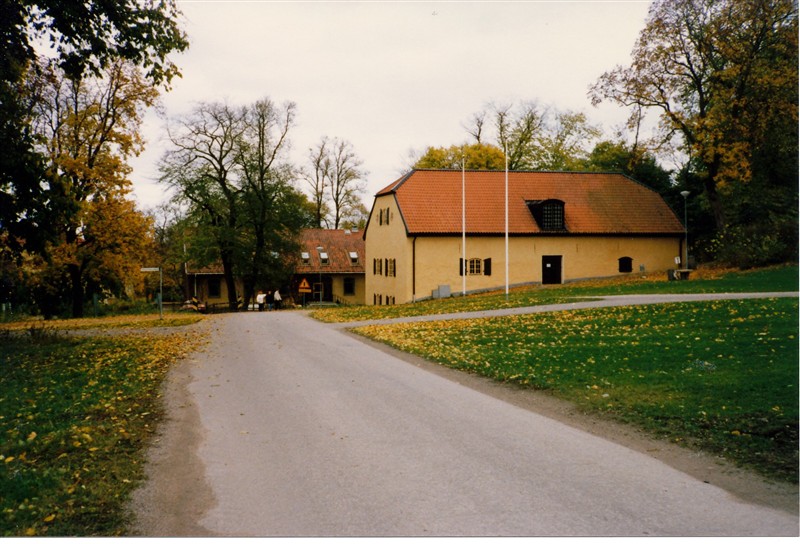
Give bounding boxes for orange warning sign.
[298,278,312,293]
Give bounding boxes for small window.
[387,258,396,277]
[619,256,633,273]
[301,251,310,264]
[468,258,482,275]
[319,251,329,265]
[349,251,359,264]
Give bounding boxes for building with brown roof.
[185,228,365,309]
[364,169,686,305]
[291,228,366,305]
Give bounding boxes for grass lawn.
[0,313,204,332]
[353,296,799,483]
[312,263,798,323]
[0,323,206,536]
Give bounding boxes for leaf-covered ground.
[0,328,206,536]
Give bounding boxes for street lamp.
[680,190,690,268]
[316,246,323,302]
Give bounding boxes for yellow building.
[186,228,366,309]
[364,170,686,305]
[291,228,366,305]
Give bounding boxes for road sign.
[298,278,312,293]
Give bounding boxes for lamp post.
[316,246,323,302]
[680,190,690,268]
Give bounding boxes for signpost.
[298,277,312,306]
[140,267,163,319]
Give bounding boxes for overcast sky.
[128,0,653,211]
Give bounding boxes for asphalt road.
[131,299,799,537]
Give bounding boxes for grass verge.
[311,263,798,323]
[0,313,204,332]
[353,297,799,482]
[0,327,206,536]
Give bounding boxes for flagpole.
[505,146,509,300]
[462,148,466,296]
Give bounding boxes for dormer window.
[301,251,310,264]
[319,251,329,265]
[527,199,566,231]
[349,251,359,264]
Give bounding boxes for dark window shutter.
[459,258,464,276]
[484,258,492,276]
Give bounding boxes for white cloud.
[129,0,652,210]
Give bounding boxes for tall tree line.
[591,0,798,267]
[0,1,188,317]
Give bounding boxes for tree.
[160,100,245,311]
[327,138,367,230]
[585,140,672,195]
[236,99,314,305]
[302,136,367,229]
[148,203,192,303]
[302,138,331,228]
[530,111,601,171]
[590,0,798,234]
[31,60,159,317]
[464,102,601,171]
[5,0,188,85]
[413,143,506,170]
[161,98,316,309]
[465,102,544,170]
[0,0,187,264]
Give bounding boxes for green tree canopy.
[413,143,506,170]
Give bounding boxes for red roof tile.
[294,228,365,274]
[376,170,684,235]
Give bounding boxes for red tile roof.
[375,170,684,236]
[295,228,365,274]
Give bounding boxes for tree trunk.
[220,250,238,312]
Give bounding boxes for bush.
[706,220,798,269]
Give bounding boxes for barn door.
[542,255,562,285]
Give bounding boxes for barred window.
[527,199,565,231]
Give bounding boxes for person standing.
[256,291,265,311]
[273,288,282,310]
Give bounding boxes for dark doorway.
[542,255,562,284]
[313,275,333,303]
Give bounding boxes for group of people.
[255,289,282,311]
